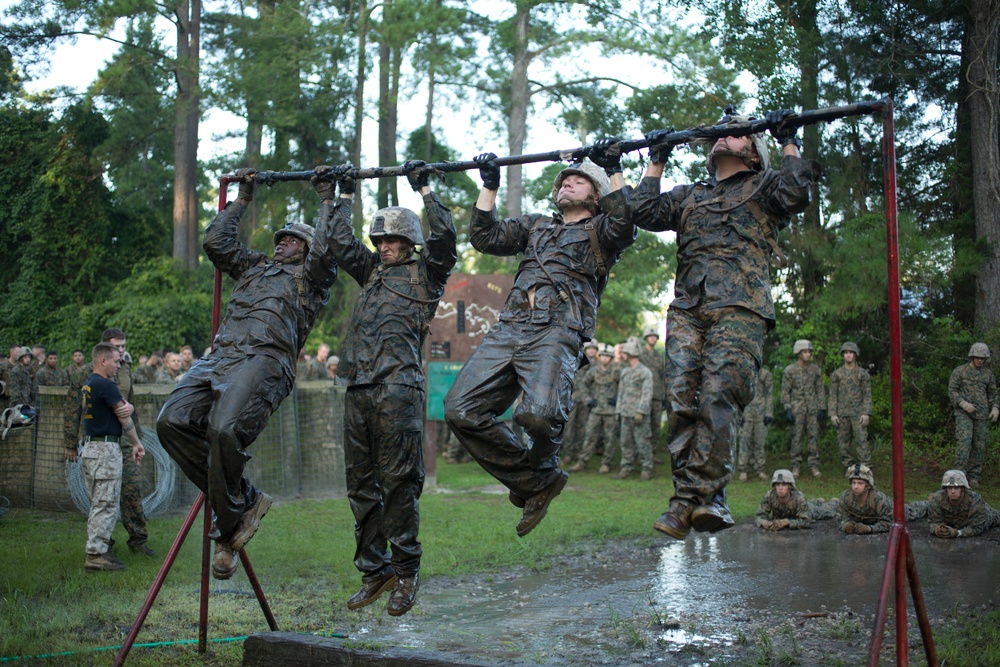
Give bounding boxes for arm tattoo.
[123,421,136,434]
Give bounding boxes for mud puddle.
[342,525,1000,665]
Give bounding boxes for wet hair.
[102,327,126,342]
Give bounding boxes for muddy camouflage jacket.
[926,489,997,537]
[205,200,339,380]
[781,362,825,413]
[629,155,819,324]
[836,488,892,533]
[469,189,635,341]
[331,192,456,390]
[580,362,619,416]
[947,363,998,420]
[828,365,872,417]
[755,489,811,529]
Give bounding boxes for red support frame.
[866,98,938,667]
[113,178,278,667]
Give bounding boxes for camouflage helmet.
[968,342,990,359]
[840,341,860,355]
[598,343,614,357]
[941,469,970,489]
[770,468,797,489]
[370,207,424,246]
[15,346,32,362]
[793,339,813,355]
[704,110,771,177]
[846,463,875,487]
[583,340,599,352]
[273,222,316,249]
[621,339,642,358]
[642,326,660,340]
[551,159,611,204]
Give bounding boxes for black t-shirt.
[83,373,124,437]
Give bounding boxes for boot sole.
[230,494,273,552]
[516,471,569,537]
[347,575,398,610]
[690,509,735,534]
[653,518,690,540]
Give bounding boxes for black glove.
[311,165,336,200]
[785,408,796,425]
[608,397,617,407]
[765,109,800,148]
[234,168,256,202]
[818,409,827,422]
[339,174,356,196]
[763,416,773,426]
[473,152,501,190]
[404,159,432,191]
[644,127,675,164]
[590,137,622,176]
[586,399,598,409]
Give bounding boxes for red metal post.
[867,526,900,665]
[905,534,940,666]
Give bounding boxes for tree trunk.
[506,2,530,218]
[241,119,263,244]
[953,21,976,327]
[351,0,369,228]
[172,0,201,270]
[377,14,400,210]
[968,0,1000,331]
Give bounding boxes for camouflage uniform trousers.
[345,383,424,580]
[665,306,765,508]
[618,414,653,475]
[575,413,616,466]
[836,417,869,469]
[561,400,590,462]
[119,440,148,548]
[650,397,664,451]
[737,417,768,475]
[954,411,990,482]
[81,441,122,555]
[790,410,820,471]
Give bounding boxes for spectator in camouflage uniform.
[927,469,1000,538]
[37,351,69,387]
[738,366,773,481]
[65,328,156,556]
[155,352,184,384]
[4,347,36,407]
[781,339,826,478]
[306,343,331,380]
[316,160,456,617]
[157,168,338,580]
[0,345,15,412]
[568,344,619,472]
[445,145,636,538]
[948,342,998,488]
[615,339,654,479]
[179,345,194,373]
[828,341,872,468]
[836,464,892,534]
[562,340,599,462]
[133,354,160,384]
[638,326,666,447]
[631,109,819,540]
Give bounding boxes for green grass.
[1,451,996,665]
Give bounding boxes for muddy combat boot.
[654,501,693,540]
[85,552,126,572]
[348,570,398,610]
[212,542,239,580]
[691,502,735,534]
[387,574,420,617]
[509,490,526,509]
[229,492,273,552]
[615,469,632,480]
[129,542,157,557]
[516,471,569,537]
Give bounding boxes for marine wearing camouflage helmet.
[828,341,872,468]
[634,107,820,540]
[615,338,654,479]
[563,341,600,462]
[926,469,1000,538]
[836,464,892,534]
[947,342,998,488]
[755,469,811,531]
[445,139,636,539]
[782,339,825,478]
[638,326,666,447]
[568,344,620,472]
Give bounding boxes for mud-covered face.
[274,235,306,263]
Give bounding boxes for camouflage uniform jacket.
[755,489,811,529]
[332,192,456,390]
[629,155,819,325]
[781,362,825,413]
[836,488,892,533]
[828,365,872,417]
[36,365,69,387]
[154,367,180,384]
[638,346,665,401]
[926,489,995,537]
[204,200,339,381]
[947,363,999,420]
[64,361,142,449]
[581,362,619,416]
[469,189,635,341]
[5,363,35,405]
[744,367,774,421]
[132,364,156,384]
[615,363,653,418]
